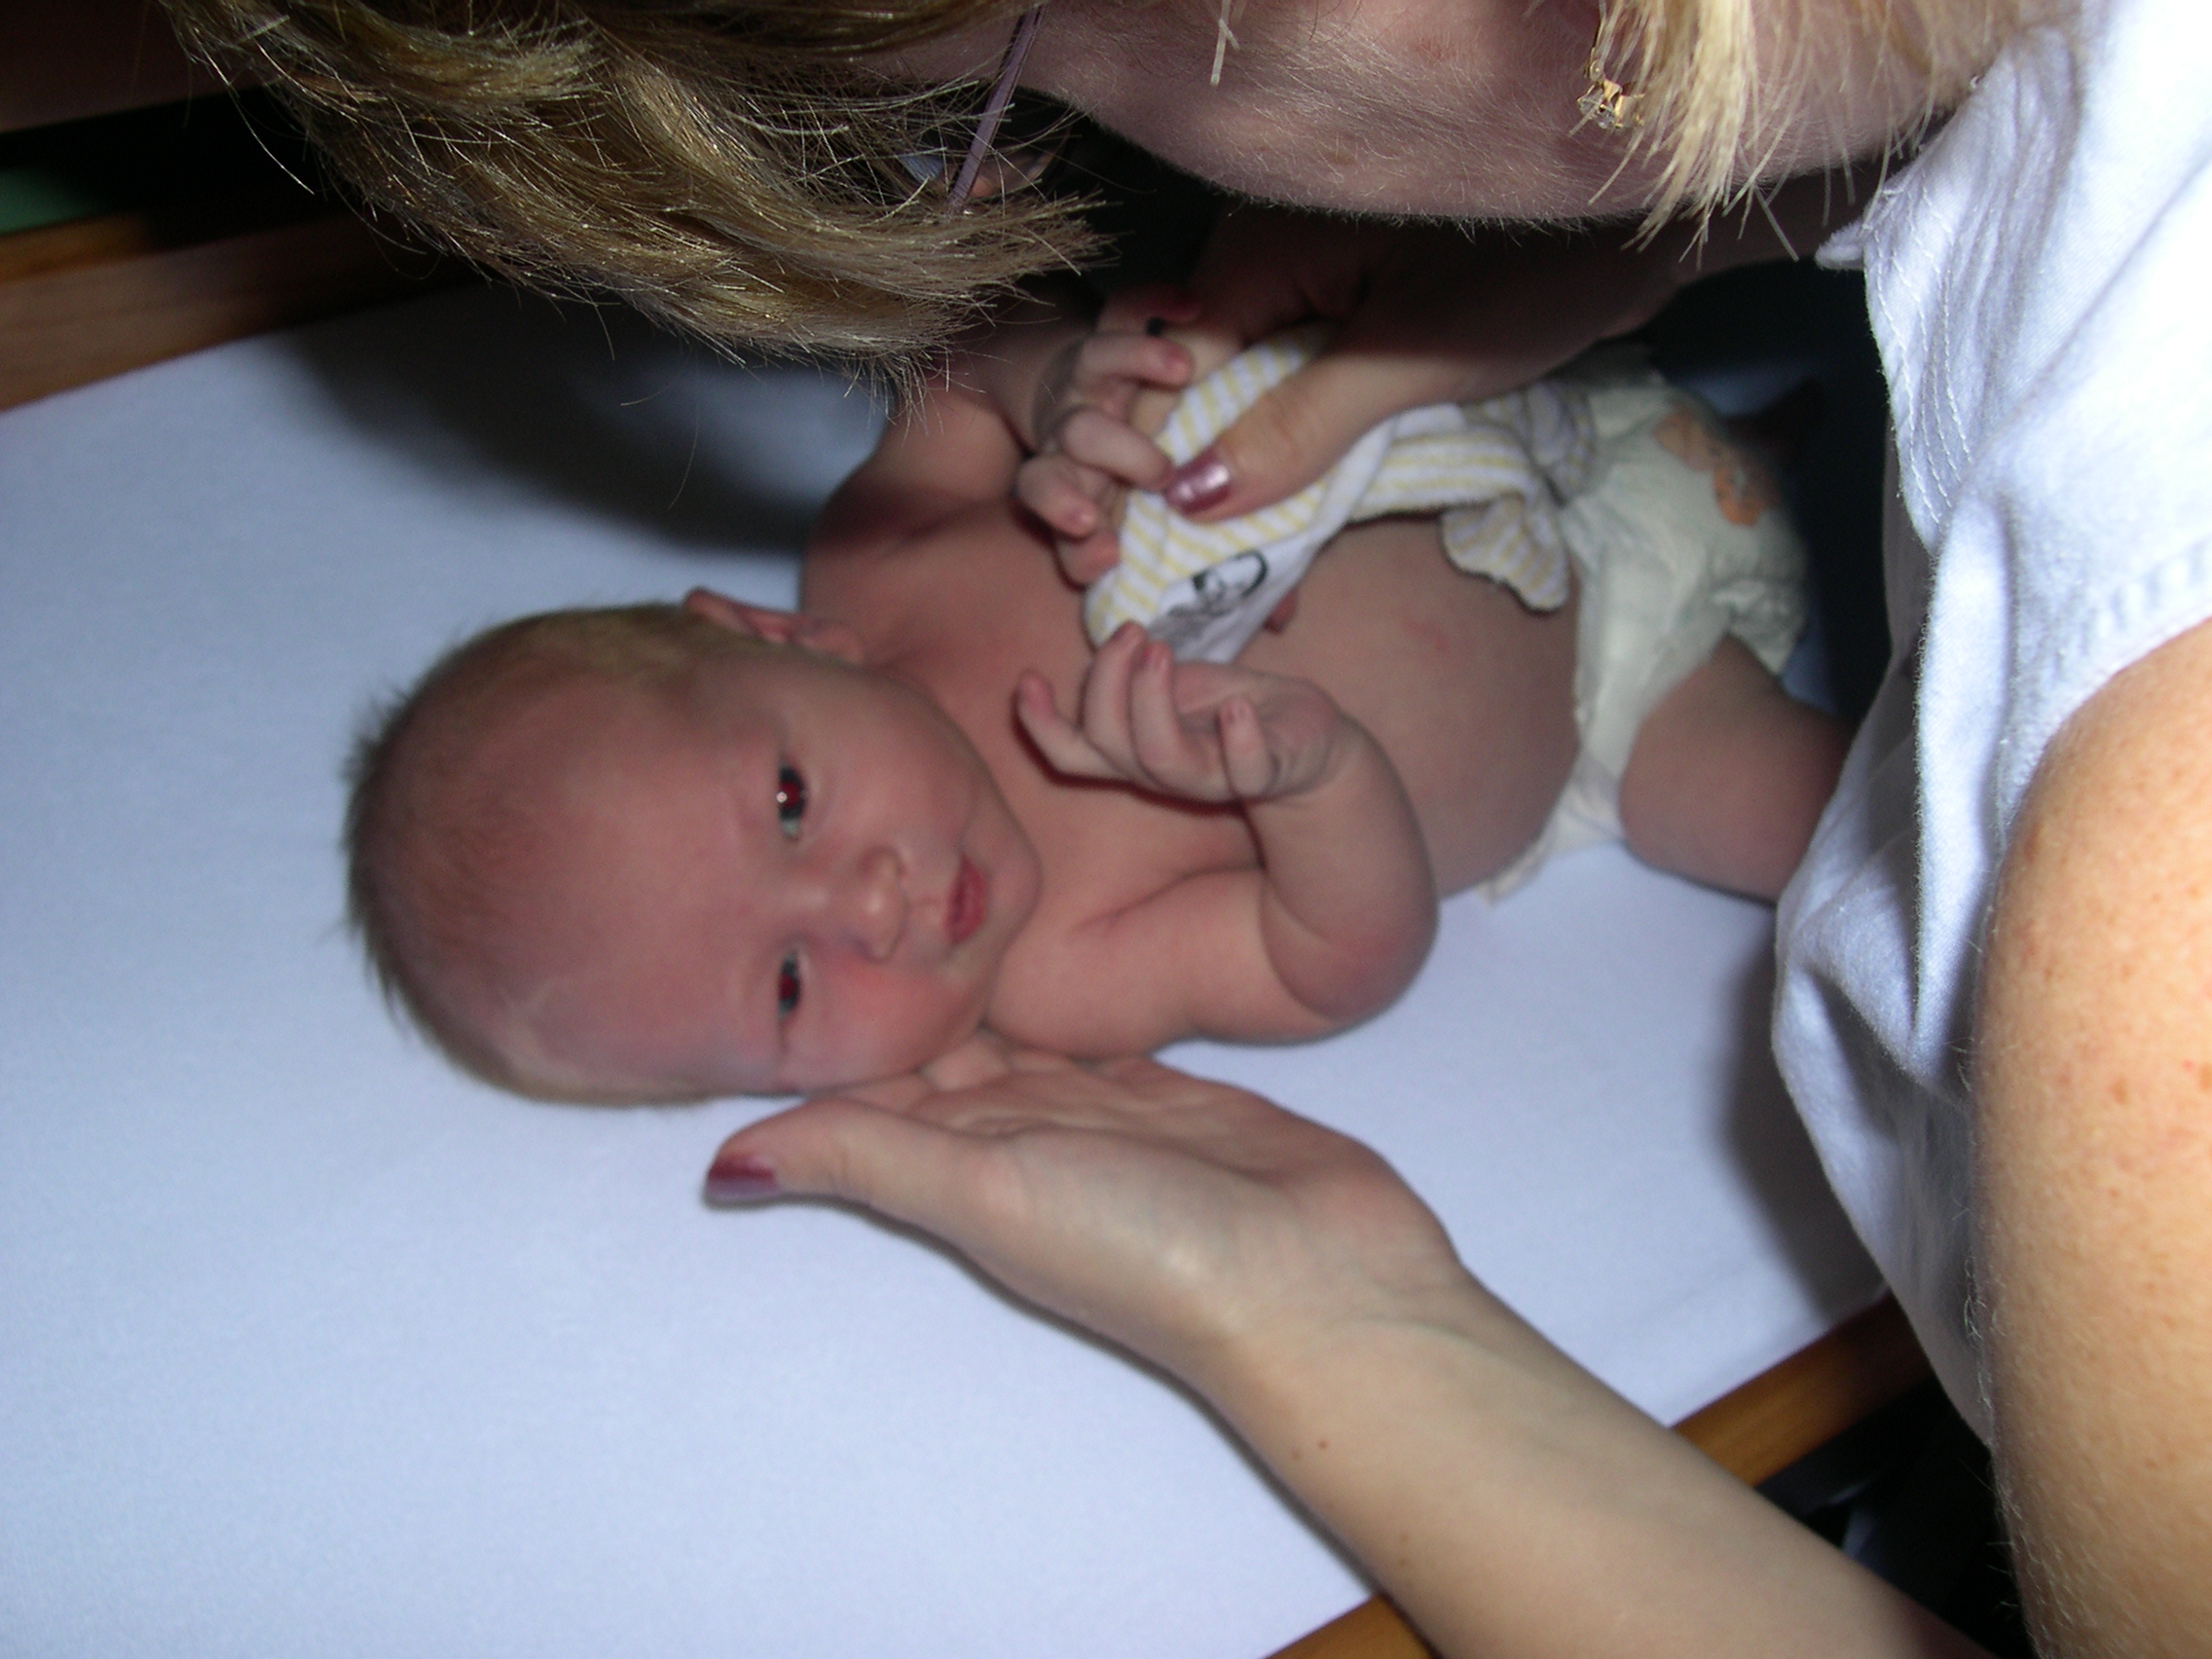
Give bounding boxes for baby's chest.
[1017,762,1258,919]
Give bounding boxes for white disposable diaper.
[1495,353,1808,893]
[1096,334,1808,894]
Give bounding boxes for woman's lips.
[945,857,986,945]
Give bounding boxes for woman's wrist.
[1197,1267,1552,1452]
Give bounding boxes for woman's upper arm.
[1974,612,2212,1653]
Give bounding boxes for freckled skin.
[1976,618,2212,1651]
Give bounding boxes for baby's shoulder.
[811,495,1066,634]
[815,509,1089,721]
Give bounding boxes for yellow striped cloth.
[1091,325,1600,661]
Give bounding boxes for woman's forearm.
[1202,1282,1991,1659]
[711,1054,1990,1659]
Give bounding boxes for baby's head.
[347,591,1041,1101]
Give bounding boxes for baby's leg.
[1616,638,1848,902]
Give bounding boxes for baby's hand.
[1015,622,1346,805]
[1015,286,1198,585]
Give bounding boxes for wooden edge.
[0,212,463,412]
[1675,1295,1932,1487]
[0,0,233,135]
[1263,1297,1932,1659]
[0,212,167,285]
[1269,1596,1436,1659]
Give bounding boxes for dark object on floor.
[1761,1380,2039,1657]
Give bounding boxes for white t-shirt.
[1776,0,2212,1438]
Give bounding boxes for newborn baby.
[347,298,1845,1101]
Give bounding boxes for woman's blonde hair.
[163,0,2047,359]
[162,0,1090,361]
[1600,0,2049,224]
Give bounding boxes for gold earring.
[1578,50,1643,131]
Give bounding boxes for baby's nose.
[836,846,906,961]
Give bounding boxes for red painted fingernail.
[703,1152,780,1203]
[1163,451,1233,515]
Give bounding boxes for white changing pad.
[0,286,1882,1658]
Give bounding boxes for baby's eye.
[775,764,807,841]
[776,951,802,1018]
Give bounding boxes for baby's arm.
[812,281,1192,566]
[1015,624,1437,1044]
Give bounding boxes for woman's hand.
[704,1047,1470,1402]
[1160,207,1688,521]
[1014,622,1350,806]
[708,1049,1978,1659]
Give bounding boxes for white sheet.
[0,285,1881,1658]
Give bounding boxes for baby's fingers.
[1218,696,1284,798]
[1066,332,1194,416]
[1073,623,1152,774]
[1054,526,1124,587]
[1014,671,1124,781]
[1127,640,1235,799]
[1015,452,1114,541]
[1056,406,1174,491]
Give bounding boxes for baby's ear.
[682,589,866,664]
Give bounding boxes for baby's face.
[479,643,1041,1096]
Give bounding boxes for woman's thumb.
[1162,350,1465,521]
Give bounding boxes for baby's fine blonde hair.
[164,0,2046,359]
[345,603,749,1101]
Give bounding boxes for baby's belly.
[1238,516,1580,894]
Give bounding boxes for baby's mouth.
[944,857,987,946]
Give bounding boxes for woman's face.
[883,0,1898,221]
[886,0,1646,220]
